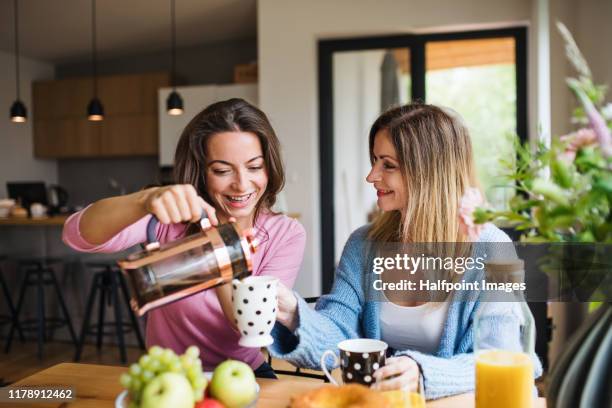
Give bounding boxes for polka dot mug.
[320,339,388,386]
[232,275,279,348]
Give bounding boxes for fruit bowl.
[115,372,260,408]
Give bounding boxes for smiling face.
[366,130,407,212]
[205,131,268,227]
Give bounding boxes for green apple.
[141,372,195,408]
[209,360,257,408]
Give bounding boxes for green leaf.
[551,158,575,188]
[593,176,612,194]
[532,179,570,206]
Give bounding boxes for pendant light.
[87,0,104,121]
[10,0,26,123]
[166,0,183,115]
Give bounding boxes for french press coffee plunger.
[118,215,258,316]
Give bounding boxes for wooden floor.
[0,340,143,385]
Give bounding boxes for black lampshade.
[166,90,184,115]
[87,97,104,121]
[10,100,27,123]
[11,0,26,124]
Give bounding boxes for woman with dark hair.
[63,98,305,377]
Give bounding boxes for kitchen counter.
[0,215,70,226]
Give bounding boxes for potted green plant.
[459,22,611,408]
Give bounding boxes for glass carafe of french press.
[118,215,257,316]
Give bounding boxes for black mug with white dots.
[320,339,388,386]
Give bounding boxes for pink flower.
[569,80,612,158]
[458,187,485,241]
[559,128,598,162]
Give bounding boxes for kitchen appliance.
[118,216,258,316]
[7,182,47,215]
[47,185,69,214]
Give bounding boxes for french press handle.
[145,211,209,251]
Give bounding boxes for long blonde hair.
[368,103,476,244]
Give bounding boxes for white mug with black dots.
[232,275,279,347]
[320,339,388,386]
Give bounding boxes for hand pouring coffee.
[118,214,258,316]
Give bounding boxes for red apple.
[195,398,226,408]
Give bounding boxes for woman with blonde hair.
[272,103,541,399]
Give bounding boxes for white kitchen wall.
[0,50,56,198]
[258,0,535,297]
[550,0,612,138]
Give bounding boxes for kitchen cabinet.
[32,73,169,158]
[33,118,100,158]
[99,115,157,156]
[158,83,258,166]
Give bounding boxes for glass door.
[425,37,518,209]
[332,47,411,263]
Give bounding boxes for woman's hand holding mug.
[372,356,420,392]
[276,282,299,331]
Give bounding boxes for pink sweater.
[63,209,306,370]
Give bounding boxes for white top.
[380,300,450,354]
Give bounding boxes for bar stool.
[74,261,145,363]
[5,257,78,359]
[0,256,25,344]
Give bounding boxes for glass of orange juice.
[475,349,533,408]
[474,260,536,408]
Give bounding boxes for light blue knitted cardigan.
[269,223,543,400]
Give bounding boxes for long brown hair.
[368,103,476,244]
[173,98,285,226]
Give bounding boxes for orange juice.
[475,350,533,408]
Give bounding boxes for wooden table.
[2,363,546,407]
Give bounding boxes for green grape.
[148,358,161,373]
[140,370,155,383]
[128,363,142,376]
[192,376,207,390]
[139,354,151,367]
[160,349,176,365]
[186,366,200,381]
[121,345,210,406]
[180,355,193,370]
[131,378,142,393]
[186,345,200,359]
[144,358,159,373]
[169,360,183,373]
[119,373,132,389]
[148,345,163,357]
[193,388,204,402]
